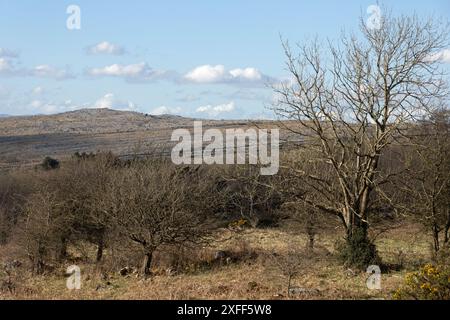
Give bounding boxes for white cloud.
[0,58,14,73]
[31,65,74,80]
[87,62,168,82]
[94,93,138,111]
[89,63,146,77]
[229,68,262,81]
[436,49,450,63]
[40,104,60,114]
[184,65,266,84]
[196,101,235,117]
[16,93,138,115]
[0,62,74,80]
[185,65,226,83]
[29,100,43,108]
[426,49,450,63]
[86,41,125,55]
[27,100,60,115]
[150,106,182,116]
[0,49,21,76]
[0,48,74,80]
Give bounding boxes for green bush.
[41,157,60,170]
[336,228,380,270]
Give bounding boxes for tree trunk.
[342,208,376,269]
[58,237,68,262]
[308,235,315,251]
[96,239,104,263]
[444,209,450,244]
[432,225,440,253]
[287,274,292,297]
[345,205,369,240]
[141,251,154,276]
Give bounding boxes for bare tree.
[398,109,450,253]
[22,190,68,274]
[108,161,216,276]
[0,173,29,245]
[220,165,282,228]
[272,12,449,266]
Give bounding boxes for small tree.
[108,161,215,276]
[22,191,69,274]
[220,165,282,228]
[398,109,450,253]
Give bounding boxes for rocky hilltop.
[0,108,255,169]
[0,108,194,136]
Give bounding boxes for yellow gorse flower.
[394,263,450,300]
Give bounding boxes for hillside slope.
[0,108,260,170]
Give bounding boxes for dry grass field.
[0,221,431,300]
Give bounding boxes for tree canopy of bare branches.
[272,12,449,266]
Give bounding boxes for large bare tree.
[272,12,449,265]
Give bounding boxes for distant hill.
[0,108,197,136]
[0,108,262,170]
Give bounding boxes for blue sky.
[0,0,449,118]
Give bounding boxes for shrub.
[335,228,380,270]
[435,244,450,265]
[41,157,59,170]
[393,264,450,300]
[0,173,31,244]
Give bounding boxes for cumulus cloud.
[229,68,262,81]
[434,49,450,63]
[0,48,20,76]
[0,58,15,74]
[150,106,182,116]
[27,100,61,114]
[85,61,274,85]
[10,92,138,115]
[87,62,170,82]
[0,48,75,79]
[86,41,126,55]
[31,65,74,80]
[425,49,450,63]
[94,93,138,111]
[196,101,235,117]
[184,65,269,85]
[0,49,74,80]
[185,65,226,83]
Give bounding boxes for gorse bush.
[394,264,450,300]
